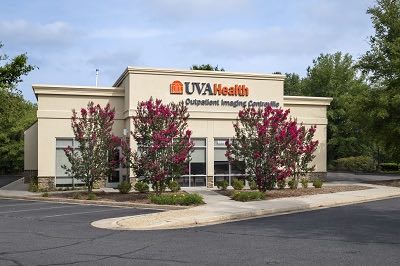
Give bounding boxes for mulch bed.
[216,185,370,200]
[48,191,185,204]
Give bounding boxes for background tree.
[190,64,225,71]
[132,98,193,195]
[300,52,371,163]
[0,42,36,174]
[357,0,400,164]
[284,73,304,96]
[63,102,120,193]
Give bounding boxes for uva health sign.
[169,80,279,108]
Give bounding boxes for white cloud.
[0,20,74,46]
[89,28,167,39]
[183,27,331,59]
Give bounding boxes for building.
[24,67,332,190]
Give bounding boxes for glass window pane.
[191,148,205,163]
[214,175,230,186]
[191,162,206,175]
[214,161,229,174]
[176,176,189,187]
[56,139,73,148]
[231,161,246,175]
[214,148,228,161]
[192,176,206,187]
[56,149,70,176]
[193,139,206,146]
[108,171,120,183]
[56,176,73,185]
[214,139,228,146]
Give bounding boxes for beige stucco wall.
[32,88,126,178]
[24,122,38,171]
[283,96,331,173]
[30,67,331,187]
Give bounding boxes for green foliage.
[356,0,400,163]
[284,73,304,96]
[191,64,225,71]
[87,193,97,200]
[215,180,229,190]
[28,176,38,192]
[231,191,265,202]
[0,42,36,94]
[167,180,181,192]
[335,156,376,172]
[117,180,132,194]
[288,179,298,190]
[134,181,149,193]
[149,193,204,206]
[0,42,37,174]
[380,163,399,172]
[312,178,323,188]
[249,180,258,190]
[277,179,286,190]
[232,179,244,190]
[300,178,309,188]
[41,192,49,197]
[302,53,371,163]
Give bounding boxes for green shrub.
[117,180,132,194]
[335,156,376,172]
[288,179,298,189]
[168,180,181,192]
[249,180,258,190]
[266,179,276,190]
[215,180,229,190]
[232,179,244,190]
[277,179,286,190]
[134,181,149,193]
[87,193,97,200]
[300,178,309,188]
[380,163,399,172]
[231,191,265,202]
[149,193,204,206]
[312,178,323,188]
[28,176,39,192]
[41,192,49,197]
[72,193,81,199]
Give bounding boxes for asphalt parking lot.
[0,197,399,266]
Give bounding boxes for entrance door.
[106,148,126,188]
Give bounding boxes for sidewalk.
[92,183,400,231]
[0,177,35,197]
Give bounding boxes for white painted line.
[41,208,129,218]
[0,205,77,214]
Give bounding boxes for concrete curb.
[0,195,188,211]
[91,186,400,231]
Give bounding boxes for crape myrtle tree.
[226,106,318,192]
[63,102,121,193]
[132,98,194,195]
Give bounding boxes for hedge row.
[379,163,399,172]
[334,156,376,172]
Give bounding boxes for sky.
[1,0,375,103]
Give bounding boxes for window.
[214,138,246,186]
[55,138,84,187]
[176,138,207,187]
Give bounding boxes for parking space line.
[0,205,77,214]
[41,208,128,218]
